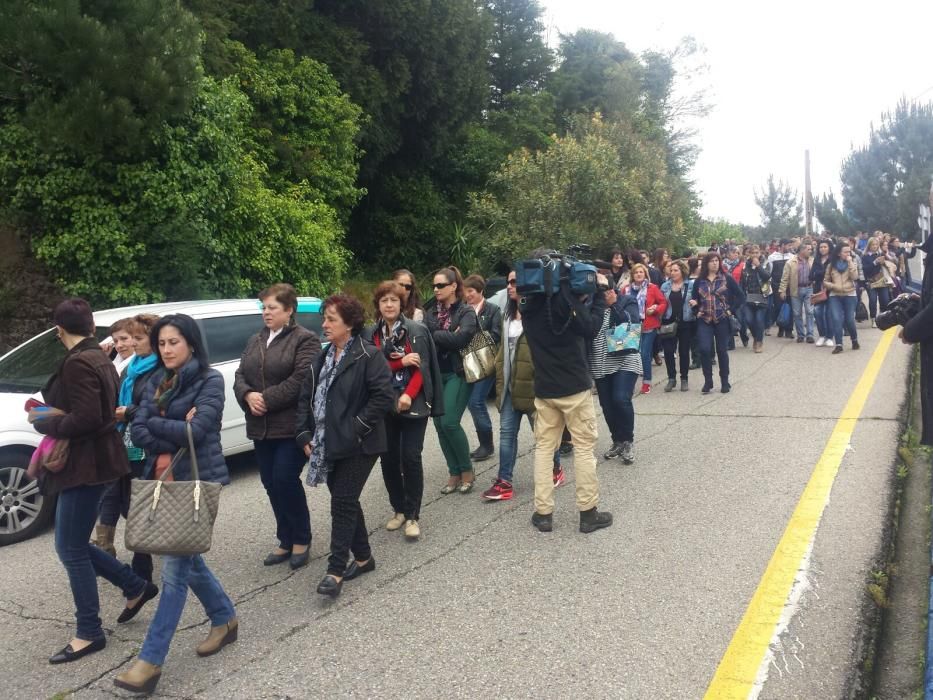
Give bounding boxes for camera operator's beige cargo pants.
[532,389,599,515]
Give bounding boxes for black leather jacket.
[424,301,478,377]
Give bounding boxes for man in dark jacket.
[521,255,612,534]
[901,235,933,446]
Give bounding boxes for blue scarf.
[834,259,849,273]
[117,353,158,431]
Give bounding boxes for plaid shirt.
[696,274,729,324]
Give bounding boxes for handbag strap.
[156,421,199,482]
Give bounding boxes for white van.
[0,297,324,546]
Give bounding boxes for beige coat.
[823,259,859,296]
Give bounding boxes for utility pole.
[804,150,814,236]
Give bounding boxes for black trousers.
[661,322,695,380]
[697,319,731,385]
[327,453,377,576]
[255,438,311,549]
[381,414,427,521]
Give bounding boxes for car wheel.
[0,450,55,546]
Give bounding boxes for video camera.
[515,244,598,297]
[876,292,922,331]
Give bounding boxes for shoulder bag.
[658,320,677,337]
[460,330,497,384]
[124,422,221,556]
[810,289,828,305]
[605,312,642,355]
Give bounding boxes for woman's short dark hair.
[324,294,366,334]
[150,314,209,370]
[373,281,406,319]
[259,283,298,314]
[699,252,722,279]
[53,298,95,337]
[433,266,465,301]
[392,269,423,320]
[127,314,160,337]
[463,274,486,293]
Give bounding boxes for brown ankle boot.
[114,660,161,694]
[196,619,238,657]
[92,524,117,557]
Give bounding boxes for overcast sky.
[541,0,933,225]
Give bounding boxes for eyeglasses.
[398,283,413,291]
[507,279,517,286]
[433,282,452,290]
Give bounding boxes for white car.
[0,297,324,546]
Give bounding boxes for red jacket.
[622,283,668,331]
[732,260,745,283]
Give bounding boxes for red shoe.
[552,466,566,488]
[640,383,651,394]
[481,479,513,501]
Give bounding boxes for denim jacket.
[660,279,696,322]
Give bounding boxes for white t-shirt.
[267,327,284,347]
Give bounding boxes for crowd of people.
[28,229,915,693]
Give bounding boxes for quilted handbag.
[124,422,221,556]
[460,329,497,384]
[605,313,642,355]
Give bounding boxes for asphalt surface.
[0,322,914,699]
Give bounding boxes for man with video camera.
[519,248,614,534]
[900,235,933,446]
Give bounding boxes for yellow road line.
[703,328,898,699]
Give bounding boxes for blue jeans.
[595,370,638,444]
[467,375,495,434]
[791,287,815,338]
[814,300,829,338]
[696,319,731,385]
[55,483,148,641]
[829,295,859,346]
[139,554,235,666]
[497,391,560,484]
[639,329,657,382]
[255,438,311,549]
[867,286,890,319]
[742,304,767,343]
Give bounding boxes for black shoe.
[664,378,676,392]
[852,340,860,350]
[603,442,624,460]
[721,383,731,394]
[471,430,495,461]
[680,379,689,392]
[832,345,843,354]
[263,550,291,566]
[289,549,311,570]
[531,512,553,532]
[701,381,713,394]
[796,336,804,343]
[741,337,749,347]
[579,507,613,533]
[49,637,106,664]
[316,575,343,597]
[805,336,815,344]
[559,443,574,456]
[117,582,159,624]
[343,556,376,581]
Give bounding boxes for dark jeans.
[661,322,695,380]
[55,483,148,641]
[326,454,377,576]
[867,286,891,319]
[381,414,427,520]
[255,438,311,549]
[467,375,494,434]
[595,370,638,444]
[697,319,731,385]
[814,300,829,338]
[98,458,146,526]
[742,304,767,343]
[639,329,657,382]
[829,295,859,346]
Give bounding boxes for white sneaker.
[404,519,421,540]
[386,512,405,531]
[814,337,824,347]
[823,338,833,347]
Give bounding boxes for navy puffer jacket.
[131,358,229,484]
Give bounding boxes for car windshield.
[0,327,109,393]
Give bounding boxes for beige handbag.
[460,330,497,384]
[124,422,221,556]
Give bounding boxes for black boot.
[579,507,613,533]
[471,430,495,462]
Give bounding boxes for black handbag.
[658,320,678,337]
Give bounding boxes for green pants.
[434,372,473,475]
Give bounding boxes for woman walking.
[295,295,394,598]
[621,263,666,394]
[660,260,696,391]
[33,300,157,667]
[811,239,834,346]
[861,238,892,327]
[824,243,860,354]
[367,282,444,539]
[234,284,322,569]
[738,246,771,354]
[393,269,425,322]
[424,267,479,493]
[116,315,236,693]
[462,274,502,462]
[690,253,745,394]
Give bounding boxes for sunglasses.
[507,279,517,286]
[433,282,452,290]
[398,283,413,291]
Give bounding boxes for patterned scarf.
[436,302,452,330]
[379,319,410,393]
[154,370,180,415]
[307,343,347,487]
[628,281,648,320]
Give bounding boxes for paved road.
[0,324,913,699]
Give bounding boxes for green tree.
[485,0,553,105]
[754,175,803,238]
[551,30,640,120]
[694,219,745,248]
[813,191,855,236]
[0,0,202,159]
